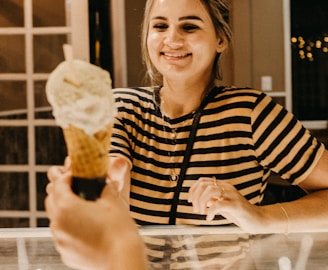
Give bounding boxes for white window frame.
[0,0,89,227]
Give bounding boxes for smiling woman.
[142,0,232,89]
[45,0,328,269]
[146,1,220,95]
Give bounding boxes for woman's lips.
[160,52,192,58]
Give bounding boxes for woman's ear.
[216,38,227,53]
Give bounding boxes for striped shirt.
[109,86,324,225]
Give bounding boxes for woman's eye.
[182,24,199,32]
[153,24,168,31]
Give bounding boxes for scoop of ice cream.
[46,60,116,136]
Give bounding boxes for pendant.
[170,173,179,181]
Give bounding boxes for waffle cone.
[63,124,112,179]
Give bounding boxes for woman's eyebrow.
[179,15,204,22]
[150,16,167,21]
[150,15,204,22]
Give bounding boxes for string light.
[291,35,328,61]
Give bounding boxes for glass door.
[290,0,328,128]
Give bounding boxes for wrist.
[257,203,291,234]
[106,230,147,270]
[107,234,147,270]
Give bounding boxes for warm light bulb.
[291,37,297,43]
[316,40,322,48]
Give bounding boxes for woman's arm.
[188,150,328,234]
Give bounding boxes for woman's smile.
[160,51,192,59]
[147,0,222,83]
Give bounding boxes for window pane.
[0,172,29,210]
[0,0,24,27]
[291,0,328,120]
[0,81,27,119]
[33,34,67,73]
[0,218,29,228]
[0,35,25,73]
[37,172,47,211]
[33,0,66,27]
[35,126,67,165]
[37,218,49,227]
[34,80,53,119]
[0,127,27,164]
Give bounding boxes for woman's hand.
[45,165,147,270]
[188,177,264,233]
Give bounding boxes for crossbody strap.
[169,86,223,225]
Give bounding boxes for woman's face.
[146,0,225,85]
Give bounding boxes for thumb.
[52,170,74,197]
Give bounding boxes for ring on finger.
[212,177,225,200]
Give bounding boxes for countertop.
[0,226,327,269]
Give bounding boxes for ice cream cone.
[63,124,112,179]
[45,57,116,200]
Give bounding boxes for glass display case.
[0,226,327,269]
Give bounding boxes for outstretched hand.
[45,165,147,270]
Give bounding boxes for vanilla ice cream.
[46,59,116,136]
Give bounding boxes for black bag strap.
[169,86,223,225]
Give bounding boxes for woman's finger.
[188,177,217,213]
[46,182,53,195]
[197,185,219,214]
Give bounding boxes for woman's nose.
[164,28,182,49]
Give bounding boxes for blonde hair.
[141,0,232,86]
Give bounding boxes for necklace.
[161,114,184,181]
[168,122,180,181]
[160,102,195,182]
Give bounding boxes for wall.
[123,0,286,91]
[232,0,286,91]
[125,0,146,87]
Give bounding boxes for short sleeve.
[251,93,324,184]
[108,89,134,167]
